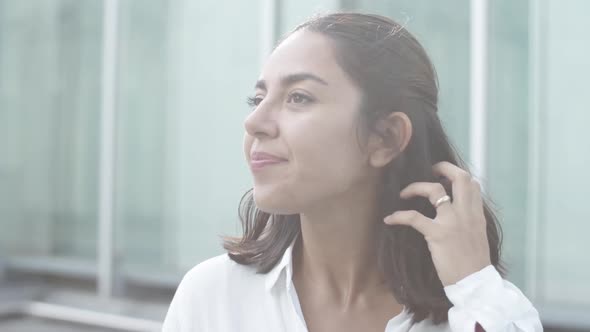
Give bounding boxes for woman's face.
[243,30,373,214]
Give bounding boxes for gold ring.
[434,195,451,208]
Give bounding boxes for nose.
[244,100,279,139]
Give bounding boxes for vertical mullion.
[469,0,488,186]
[260,0,279,68]
[98,0,119,299]
[526,0,545,303]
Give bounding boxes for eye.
[246,95,263,107]
[287,92,313,105]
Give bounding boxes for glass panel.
[114,0,172,274]
[115,0,262,275]
[539,0,590,307]
[486,0,530,288]
[0,0,102,261]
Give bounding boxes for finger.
[470,178,485,220]
[384,210,434,236]
[400,182,453,214]
[432,161,472,208]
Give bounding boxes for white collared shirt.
[162,239,542,332]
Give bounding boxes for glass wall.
[487,0,590,313]
[537,0,590,308]
[0,0,102,261]
[486,0,530,290]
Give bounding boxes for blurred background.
[0,0,588,331]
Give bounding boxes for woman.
[163,13,542,332]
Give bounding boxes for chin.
[252,187,300,215]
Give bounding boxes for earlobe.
[369,148,396,168]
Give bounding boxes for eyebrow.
[255,72,329,90]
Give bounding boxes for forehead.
[259,30,353,87]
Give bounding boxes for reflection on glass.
[0,0,102,261]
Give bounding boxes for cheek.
[300,117,364,170]
[286,123,367,199]
[298,140,365,191]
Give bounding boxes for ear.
[367,112,412,168]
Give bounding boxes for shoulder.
[174,253,262,301]
[163,253,269,331]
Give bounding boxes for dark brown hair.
[224,12,504,325]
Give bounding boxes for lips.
[250,151,287,162]
[249,151,287,171]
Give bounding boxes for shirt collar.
[264,234,299,292]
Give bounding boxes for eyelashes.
[246,96,262,107]
[287,92,314,104]
[246,92,315,109]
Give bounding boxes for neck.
[292,183,387,308]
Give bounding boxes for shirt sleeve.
[444,265,543,332]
